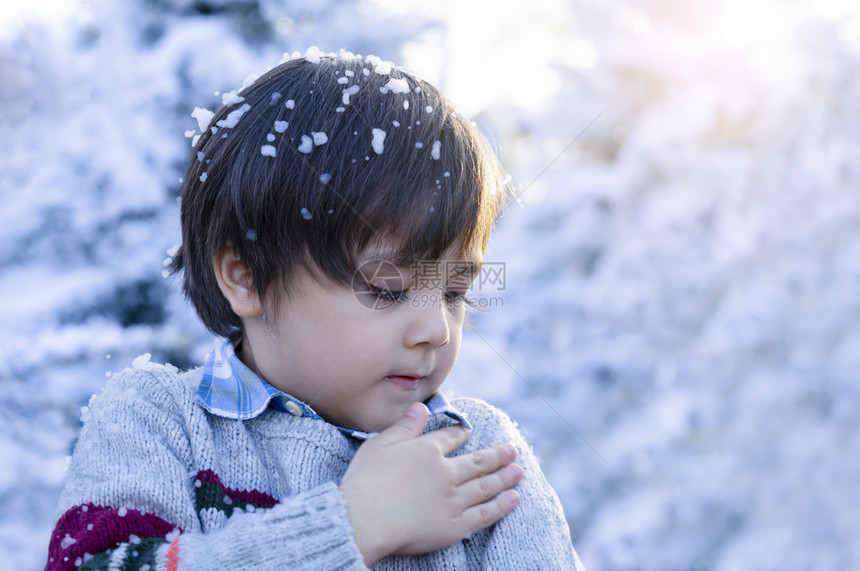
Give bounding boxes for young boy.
[47,49,584,570]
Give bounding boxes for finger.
[374,402,429,444]
[419,423,472,455]
[458,489,520,535]
[458,463,523,507]
[452,443,517,485]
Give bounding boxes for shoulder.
[84,355,202,427]
[449,396,528,448]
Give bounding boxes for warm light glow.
[368,0,575,115]
[707,0,801,81]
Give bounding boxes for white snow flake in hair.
[261,145,277,157]
[342,85,360,105]
[431,140,441,160]
[191,107,214,131]
[303,46,325,64]
[216,103,252,129]
[384,78,410,94]
[298,135,313,154]
[371,129,386,154]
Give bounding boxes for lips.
[386,375,422,390]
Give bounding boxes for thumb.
[376,402,429,443]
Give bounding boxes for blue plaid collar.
[195,339,471,440]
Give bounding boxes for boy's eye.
[443,290,472,307]
[369,285,407,303]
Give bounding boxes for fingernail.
[504,490,520,505]
[506,444,517,460]
[406,403,422,418]
[509,463,524,480]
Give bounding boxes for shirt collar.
[195,339,471,440]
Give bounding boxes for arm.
[457,398,587,571]
[47,366,366,571]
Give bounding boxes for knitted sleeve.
[46,365,367,571]
[454,398,587,571]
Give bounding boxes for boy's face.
[239,246,480,433]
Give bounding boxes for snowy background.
[2,0,859,569]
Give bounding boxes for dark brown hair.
[170,51,506,339]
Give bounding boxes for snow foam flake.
[443,171,450,177]
[336,107,345,113]
[414,142,424,149]
[285,99,296,109]
[117,507,128,517]
[210,126,218,134]
[191,107,215,131]
[425,106,433,114]
[270,92,282,105]
[337,77,349,85]
[301,208,313,220]
[403,100,409,110]
[196,151,205,161]
[199,172,208,182]
[342,85,360,105]
[191,134,201,147]
[366,55,393,75]
[304,46,325,64]
[129,535,141,545]
[165,529,181,542]
[312,131,328,146]
[362,68,370,76]
[184,130,195,138]
[132,353,152,369]
[274,121,288,133]
[266,133,275,142]
[61,534,77,550]
[298,136,313,153]
[319,173,332,184]
[261,145,277,157]
[385,78,410,94]
[223,495,233,505]
[216,103,252,129]
[392,120,400,127]
[221,90,245,106]
[345,70,354,77]
[371,128,386,154]
[431,140,441,160]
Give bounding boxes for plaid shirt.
[195,339,471,440]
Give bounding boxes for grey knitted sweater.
[47,360,584,570]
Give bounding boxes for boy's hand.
[340,402,523,566]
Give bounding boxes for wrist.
[340,484,390,567]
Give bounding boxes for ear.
[213,245,263,318]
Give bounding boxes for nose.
[404,295,451,349]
